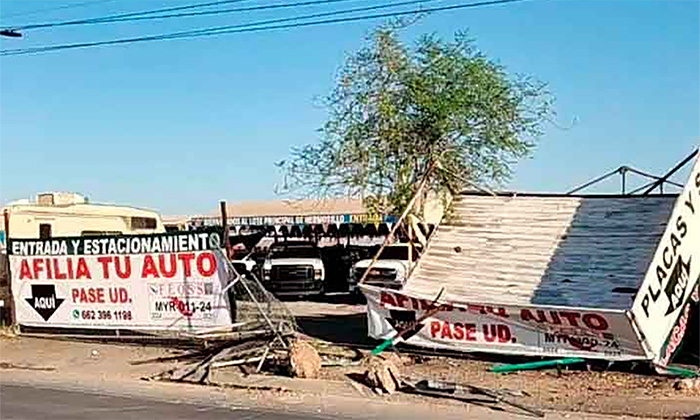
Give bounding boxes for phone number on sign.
[73,309,133,321]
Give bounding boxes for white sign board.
[9,231,235,332]
[631,150,700,365]
[363,286,647,360]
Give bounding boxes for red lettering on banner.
[19,260,33,280]
[46,258,53,279]
[196,252,217,277]
[441,322,453,339]
[97,256,112,278]
[178,253,195,277]
[582,313,608,331]
[32,259,44,278]
[395,294,409,309]
[430,321,441,337]
[483,325,497,342]
[497,325,512,343]
[559,312,580,327]
[72,287,105,303]
[380,292,398,307]
[453,323,465,340]
[142,255,159,278]
[159,254,177,278]
[465,324,477,341]
[53,259,67,280]
[109,287,129,303]
[114,256,131,279]
[428,321,506,343]
[520,309,608,331]
[409,297,421,310]
[75,258,91,279]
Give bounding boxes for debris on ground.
[288,340,321,379]
[675,378,700,391]
[363,354,402,394]
[402,377,544,418]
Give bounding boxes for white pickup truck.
[349,243,422,292]
[262,241,325,297]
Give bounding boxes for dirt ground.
[284,299,700,419]
[1,300,698,419]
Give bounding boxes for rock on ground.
[363,354,402,394]
[288,340,321,379]
[674,378,700,391]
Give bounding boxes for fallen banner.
[631,150,700,365]
[363,285,648,360]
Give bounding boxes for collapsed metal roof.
[404,193,677,310]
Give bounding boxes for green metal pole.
[491,357,585,373]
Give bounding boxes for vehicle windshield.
[269,245,320,259]
[377,246,420,260]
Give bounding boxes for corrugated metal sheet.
[404,194,677,310]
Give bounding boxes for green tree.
[279,26,554,216]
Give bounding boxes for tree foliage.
[279,26,554,215]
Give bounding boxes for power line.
[2,0,438,52]
[7,0,356,31]
[5,0,250,30]
[0,0,117,19]
[1,0,531,57]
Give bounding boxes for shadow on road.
[296,312,372,346]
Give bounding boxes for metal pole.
[621,167,627,195]
[3,209,15,325]
[220,201,231,259]
[566,167,622,195]
[642,149,699,196]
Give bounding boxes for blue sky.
[0,0,698,215]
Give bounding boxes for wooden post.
[220,201,231,259]
[3,209,15,325]
[358,162,435,285]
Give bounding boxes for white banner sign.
[9,231,235,332]
[631,150,700,364]
[363,285,647,360]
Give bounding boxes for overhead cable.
[5,0,357,30]
[1,0,530,56]
[5,0,250,30]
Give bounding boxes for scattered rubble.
[675,378,700,391]
[363,355,402,394]
[288,340,321,379]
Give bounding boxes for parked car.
[349,243,422,291]
[262,241,325,297]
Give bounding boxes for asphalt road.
[0,384,319,420]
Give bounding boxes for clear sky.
[0,0,698,215]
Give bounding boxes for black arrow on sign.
[25,284,64,321]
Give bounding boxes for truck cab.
[262,241,325,297]
[349,243,422,291]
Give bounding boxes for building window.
[39,224,52,239]
[131,217,157,230]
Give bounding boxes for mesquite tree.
[279,27,554,215]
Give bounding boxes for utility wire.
[0,0,117,19]
[1,0,530,56]
[2,0,438,52]
[5,0,250,30]
[6,0,357,30]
